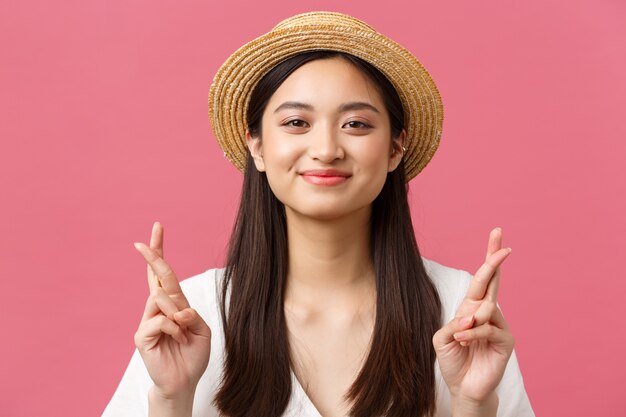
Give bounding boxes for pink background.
[1,0,624,415]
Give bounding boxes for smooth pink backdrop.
[1,0,624,415]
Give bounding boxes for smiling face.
[246,56,405,221]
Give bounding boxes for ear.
[387,129,406,173]
[246,130,266,172]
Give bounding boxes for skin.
[131,57,515,417]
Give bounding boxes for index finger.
[133,242,190,309]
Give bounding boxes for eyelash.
[284,119,309,128]
[283,119,372,129]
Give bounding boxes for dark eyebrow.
[273,101,380,114]
[273,101,314,113]
[338,102,380,114]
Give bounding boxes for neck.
[284,205,376,316]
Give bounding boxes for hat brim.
[208,13,443,181]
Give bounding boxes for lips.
[299,169,351,186]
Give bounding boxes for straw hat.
[208,11,443,181]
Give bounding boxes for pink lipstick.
[299,169,351,186]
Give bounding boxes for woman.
[103,11,534,417]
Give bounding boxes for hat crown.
[272,11,376,33]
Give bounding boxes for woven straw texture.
[208,11,443,181]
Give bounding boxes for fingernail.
[454,331,467,341]
[133,242,141,250]
[507,247,512,253]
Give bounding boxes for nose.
[307,124,344,163]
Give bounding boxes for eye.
[343,120,371,129]
[284,119,309,128]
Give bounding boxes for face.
[246,57,405,221]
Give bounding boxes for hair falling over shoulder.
[212,51,442,417]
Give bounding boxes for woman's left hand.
[432,227,515,412]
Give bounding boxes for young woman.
[103,11,534,417]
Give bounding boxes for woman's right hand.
[133,222,212,403]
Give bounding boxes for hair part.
[214,50,442,417]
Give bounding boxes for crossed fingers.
[134,222,190,312]
[453,228,512,346]
[464,228,511,303]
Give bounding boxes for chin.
[286,201,373,222]
[272,184,381,222]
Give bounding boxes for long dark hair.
[214,50,442,417]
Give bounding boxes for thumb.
[433,315,474,350]
[174,308,212,338]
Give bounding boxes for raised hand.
[133,222,212,403]
[432,227,515,412]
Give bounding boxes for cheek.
[261,141,299,201]
[352,140,391,173]
[263,145,300,184]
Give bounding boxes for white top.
[102,257,535,416]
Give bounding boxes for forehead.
[266,57,385,109]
